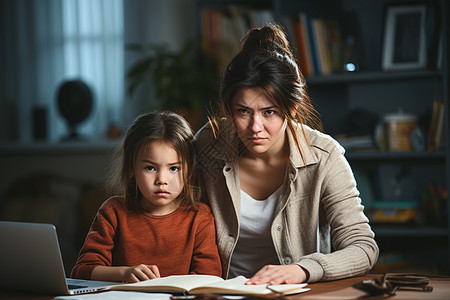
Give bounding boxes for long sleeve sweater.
[71,197,222,280]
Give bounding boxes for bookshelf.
[196,0,450,274]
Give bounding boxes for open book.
[106,274,310,295]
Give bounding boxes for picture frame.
[381,4,427,71]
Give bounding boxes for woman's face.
[231,87,287,156]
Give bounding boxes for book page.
[190,276,309,295]
[109,274,224,292]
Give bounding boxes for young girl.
[71,111,221,282]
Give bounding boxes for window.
[0,0,124,142]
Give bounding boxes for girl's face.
[134,141,183,215]
[232,87,287,156]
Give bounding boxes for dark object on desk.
[32,106,48,140]
[56,79,93,140]
[353,273,433,296]
[172,294,289,300]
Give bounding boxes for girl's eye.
[145,166,156,171]
[170,166,180,172]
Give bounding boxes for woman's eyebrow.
[235,103,250,109]
[235,103,277,110]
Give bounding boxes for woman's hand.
[246,264,308,285]
[123,264,161,283]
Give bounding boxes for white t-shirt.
[228,188,281,278]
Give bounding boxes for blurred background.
[0,0,449,276]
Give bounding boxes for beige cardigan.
[194,121,379,282]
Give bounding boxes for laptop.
[0,220,116,295]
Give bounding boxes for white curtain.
[0,0,124,142]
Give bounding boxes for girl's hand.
[246,264,308,285]
[123,264,161,283]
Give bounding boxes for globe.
[56,80,93,140]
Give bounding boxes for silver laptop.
[0,220,115,295]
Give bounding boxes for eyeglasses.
[353,273,433,296]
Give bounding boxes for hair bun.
[241,23,293,59]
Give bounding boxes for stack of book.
[200,6,350,78]
[290,13,345,77]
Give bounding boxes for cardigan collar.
[287,123,319,169]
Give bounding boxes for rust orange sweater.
[71,197,221,280]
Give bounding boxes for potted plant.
[126,38,219,130]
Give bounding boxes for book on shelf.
[291,16,313,76]
[321,18,343,73]
[427,99,445,151]
[312,18,332,76]
[311,17,344,76]
[105,274,310,295]
[299,12,320,76]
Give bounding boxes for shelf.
[197,0,271,7]
[345,151,446,161]
[372,225,449,237]
[306,70,443,85]
[0,139,122,155]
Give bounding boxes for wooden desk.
[298,274,450,300]
[0,274,449,300]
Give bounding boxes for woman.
[194,24,378,284]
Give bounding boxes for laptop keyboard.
[68,284,88,289]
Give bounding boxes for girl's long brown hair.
[106,111,198,210]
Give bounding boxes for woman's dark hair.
[107,111,197,209]
[210,23,322,161]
